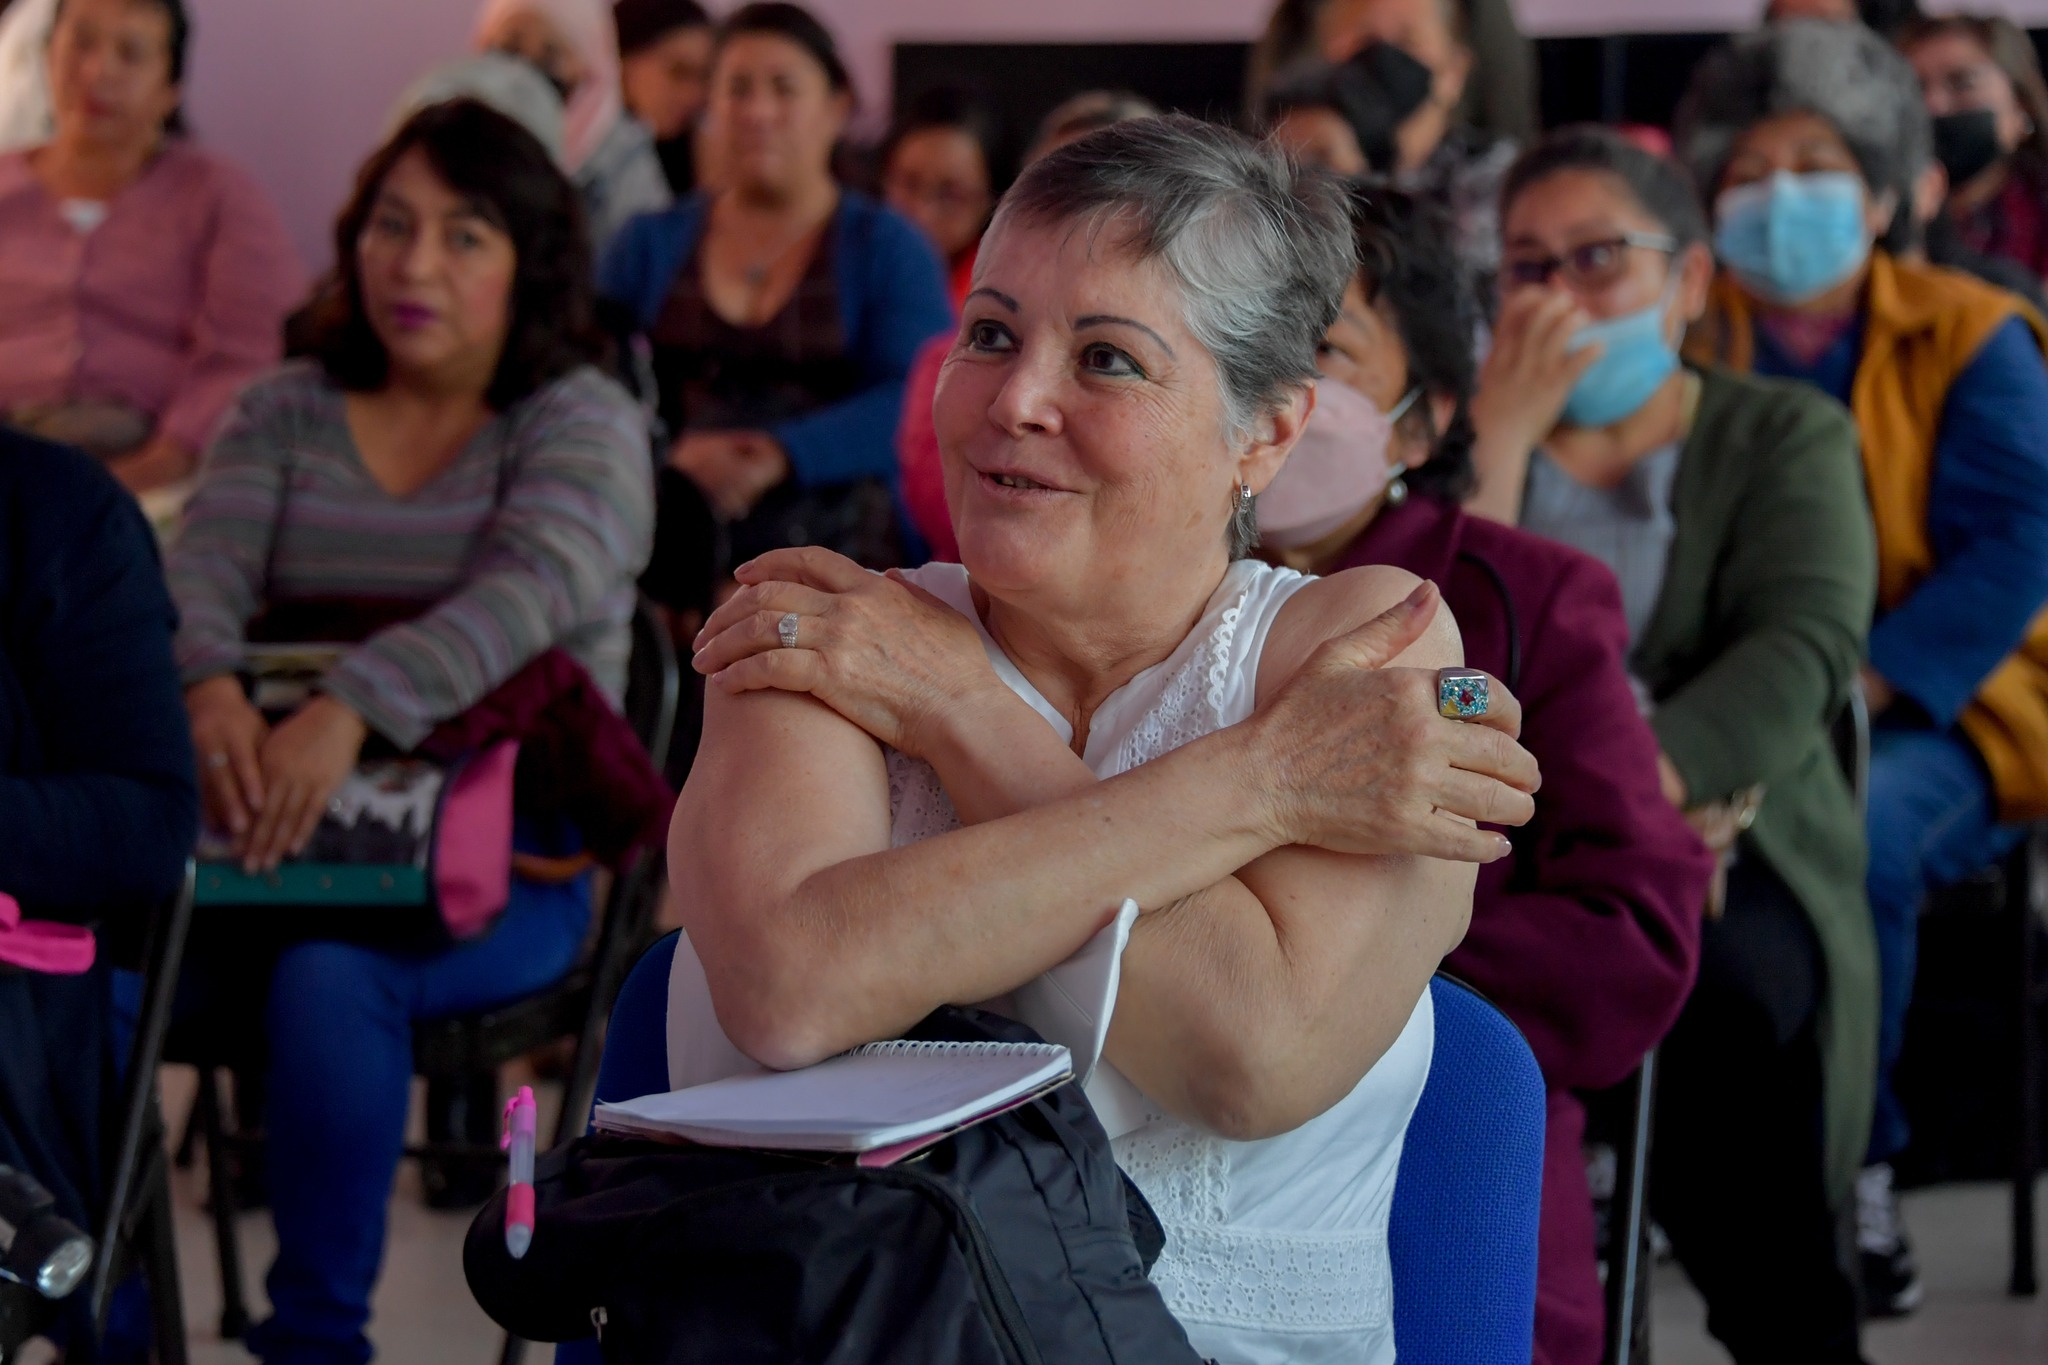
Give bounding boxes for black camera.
[0,1167,93,1300]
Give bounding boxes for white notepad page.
[595,1039,1071,1152]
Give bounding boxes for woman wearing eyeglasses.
[1467,126,1881,1365]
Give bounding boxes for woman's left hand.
[690,547,1000,757]
[241,695,369,873]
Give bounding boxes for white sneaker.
[1856,1162,1923,1317]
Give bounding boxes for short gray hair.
[1675,19,1930,239]
[996,114,1355,556]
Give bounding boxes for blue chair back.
[589,928,684,1113]
[1388,975,1545,1365]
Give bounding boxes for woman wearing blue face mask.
[1677,17,2048,1322]
[1468,124,1881,1365]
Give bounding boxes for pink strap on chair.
[0,891,97,975]
[434,740,518,941]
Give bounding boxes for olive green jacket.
[1637,367,1880,1205]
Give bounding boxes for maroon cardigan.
[1337,497,1712,1365]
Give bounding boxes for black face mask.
[1334,42,1436,171]
[1933,108,2005,187]
[1350,41,1435,122]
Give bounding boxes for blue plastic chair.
[588,928,684,1110]
[1388,975,1546,1365]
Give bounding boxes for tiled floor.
[1652,1178,2048,1365]
[157,1066,2048,1365]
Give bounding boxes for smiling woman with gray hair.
[679,115,1541,1362]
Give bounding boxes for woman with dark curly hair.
[165,98,652,1365]
[1260,183,1711,1365]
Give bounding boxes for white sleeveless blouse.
[887,560,1434,1365]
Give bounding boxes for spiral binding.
[851,1040,1062,1059]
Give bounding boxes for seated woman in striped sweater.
[165,99,652,1365]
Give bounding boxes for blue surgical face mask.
[1560,290,1680,428]
[1713,170,1872,305]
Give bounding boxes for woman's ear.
[826,89,854,140]
[1913,161,1950,230]
[148,79,185,132]
[1866,186,1901,244]
[1437,43,1474,110]
[1673,241,1715,331]
[1242,384,1314,496]
[1404,392,1456,468]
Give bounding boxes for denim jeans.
[1863,722,2025,1163]
[245,867,591,1365]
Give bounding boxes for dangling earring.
[1384,463,1409,507]
[1237,481,1254,514]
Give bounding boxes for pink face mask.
[1257,377,1414,550]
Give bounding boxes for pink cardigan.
[0,141,304,453]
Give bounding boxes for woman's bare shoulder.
[1256,563,1464,705]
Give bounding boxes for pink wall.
[180,0,2048,270]
[184,0,477,270]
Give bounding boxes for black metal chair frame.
[184,598,680,1345]
[2007,829,2044,1297]
[1597,1052,1656,1365]
[0,863,195,1365]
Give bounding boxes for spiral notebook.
[593,1039,1072,1159]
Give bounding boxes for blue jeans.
[1864,723,2025,1163]
[245,870,590,1365]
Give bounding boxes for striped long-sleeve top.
[167,360,654,750]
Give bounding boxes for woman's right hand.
[186,674,269,840]
[1251,583,1540,864]
[1468,291,1600,503]
[690,546,1005,759]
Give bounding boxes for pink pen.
[501,1085,537,1258]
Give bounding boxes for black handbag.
[463,1008,1199,1365]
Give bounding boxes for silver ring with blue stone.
[1436,669,1490,720]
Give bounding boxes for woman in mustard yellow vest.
[1678,18,2048,1319]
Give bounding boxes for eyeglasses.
[1502,231,1677,291]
